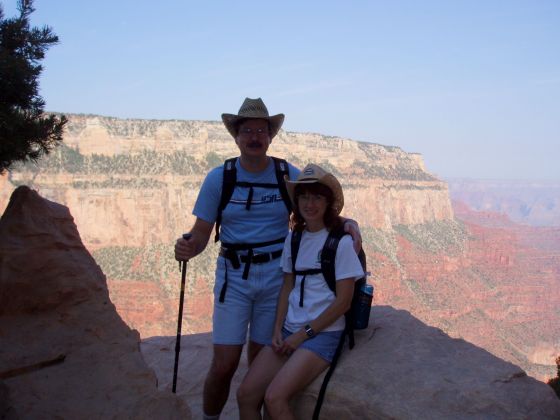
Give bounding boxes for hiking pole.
[172,233,192,393]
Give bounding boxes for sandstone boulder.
[0,186,190,419]
[142,306,560,419]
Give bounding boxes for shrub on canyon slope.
[548,356,560,398]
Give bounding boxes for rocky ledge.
[142,305,560,419]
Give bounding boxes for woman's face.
[297,192,328,226]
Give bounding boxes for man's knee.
[209,356,239,381]
[247,340,264,364]
[207,345,243,382]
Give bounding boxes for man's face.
[235,119,271,158]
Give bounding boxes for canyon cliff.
[1,114,558,382]
[2,186,559,419]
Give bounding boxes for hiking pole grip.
[172,233,192,393]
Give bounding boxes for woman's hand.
[271,329,284,353]
[280,330,306,356]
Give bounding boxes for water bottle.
[353,283,374,330]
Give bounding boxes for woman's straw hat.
[285,164,344,215]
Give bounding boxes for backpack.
[214,156,292,243]
[290,226,368,420]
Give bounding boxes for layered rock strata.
[3,114,453,244]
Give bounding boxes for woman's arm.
[271,272,295,352]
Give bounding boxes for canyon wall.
[3,115,453,244]
[2,114,558,382]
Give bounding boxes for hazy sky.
[4,1,559,180]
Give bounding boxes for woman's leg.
[264,348,329,420]
[237,346,288,420]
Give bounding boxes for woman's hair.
[289,182,343,232]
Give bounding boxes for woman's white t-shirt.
[280,228,364,332]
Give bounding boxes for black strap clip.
[224,248,240,269]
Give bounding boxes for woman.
[237,164,364,420]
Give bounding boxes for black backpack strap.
[290,230,302,275]
[292,269,321,306]
[272,156,292,213]
[320,227,348,293]
[312,330,347,420]
[234,181,280,211]
[215,157,290,242]
[290,230,309,306]
[218,258,229,303]
[345,313,355,350]
[311,228,356,419]
[214,158,237,242]
[346,248,368,347]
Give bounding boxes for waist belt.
[220,248,283,266]
[217,237,285,303]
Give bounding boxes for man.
[175,98,360,419]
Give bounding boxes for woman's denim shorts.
[282,327,343,363]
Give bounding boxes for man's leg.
[249,263,284,365]
[247,340,264,365]
[203,344,244,417]
[206,257,253,417]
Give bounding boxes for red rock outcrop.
[106,274,213,337]
[373,201,560,381]
[0,186,190,419]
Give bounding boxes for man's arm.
[174,217,214,261]
[343,218,362,253]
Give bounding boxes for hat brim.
[222,113,285,139]
[285,174,344,215]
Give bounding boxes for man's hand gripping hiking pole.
[172,233,192,393]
